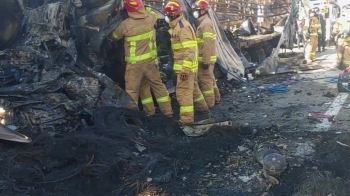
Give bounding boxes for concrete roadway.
[213,46,350,133]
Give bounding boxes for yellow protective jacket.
[169,14,198,73]
[111,8,158,65]
[196,14,216,64]
[303,16,321,38]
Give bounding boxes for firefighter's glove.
[180,73,189,81]
[201,63,209,70]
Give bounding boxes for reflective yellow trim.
[194,94,204,102]
[125,30,154,42]
[126,50,157,63]
[171,40,197,50]
[309,33,318,36]
[112,31,119,39]
[180,105,194,113]
[173,60,198,72]
[141,97,153,105]
[202,32,216,39]
[156,96,170,103]
[125,30,157,64]
[202,88,214,96]
[198,56,217,62]
[213,85,218,89]
[339,37,350,42]
[343,60,350,64]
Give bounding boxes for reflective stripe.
[309,33,318,36]
[112,31,119,39]
[202,88,214,96]
[194,94,204,102]
[310,52,315,55]
[173,60,197,72]
[156,96,170,103]
[141,97,153,105]
[172,39,198,72]
[339,37,350,41]
[198,56,217,62]
[180,105,194,113]
[203,32,216,39]
[171,40,197,50]
[197,32,216,43]
[125,30,157,64]
[344,60,350,64]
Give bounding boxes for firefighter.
[303,9,321,64]
[332,5,350,69]
[164,0,209,125]
[192,0,221,107]
[110,0,173,117]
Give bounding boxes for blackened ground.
[2,47,350,196]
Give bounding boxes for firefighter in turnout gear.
[110,0,173,117]
[192,0,221,107]
[164,0,209,124]
[332,5,350,69]
[303,9,321,64]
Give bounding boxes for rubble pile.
[0,2,137,133]
[0,106,246,195]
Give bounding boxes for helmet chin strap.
[199,10,207,18]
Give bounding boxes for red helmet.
[164,1,183,16]
[192,0,210,10]
[123,0,144,12]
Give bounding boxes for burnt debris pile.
[0,107,174,195]
[0,2,138,133]
[0,106,243,195]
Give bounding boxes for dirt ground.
[1,47,350,196]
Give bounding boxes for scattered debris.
[295,142,315,157]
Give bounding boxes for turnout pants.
[198,64,220,108]
[139,80,155,115]
[125,61,173,116]
[336,38,350,69]
[304,35,318,62]
[176,72,208,124]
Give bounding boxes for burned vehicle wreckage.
[0,0,248,133]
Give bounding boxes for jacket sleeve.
[201,22,215,64]
[110,22,125,41]
[178,27,197,73]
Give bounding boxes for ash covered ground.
[1,48,350,196]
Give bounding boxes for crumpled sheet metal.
[257,0,298,75]
[0,123,31,143]
[181,119,232,137]
[93,72,138,110]
[23,2,68,44]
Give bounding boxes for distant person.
[302,9,321,64]
[332,5,350,70]
[296,19,305,49]
[318,14,326,52]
